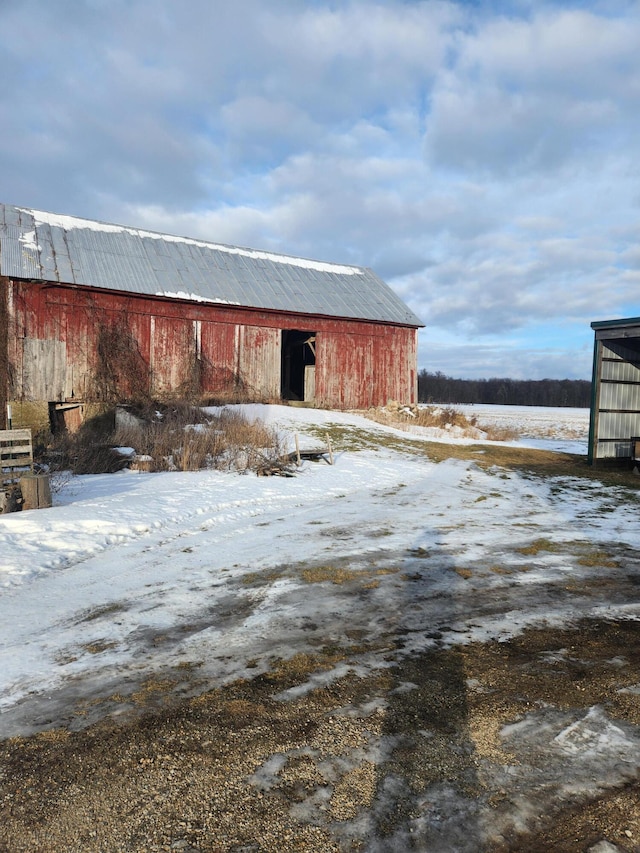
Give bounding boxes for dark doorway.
[281,330,316,402]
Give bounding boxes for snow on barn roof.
[0,203,422,327]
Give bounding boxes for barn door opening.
[281,330,316,402]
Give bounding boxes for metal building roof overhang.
[591,317,640,355]
[0,203,423,329]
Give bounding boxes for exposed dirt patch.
[2,617,640,852]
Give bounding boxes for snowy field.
[1,403,639,851]
[450,403,590,453]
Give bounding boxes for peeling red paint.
[7,280,418,409]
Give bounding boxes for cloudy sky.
[1,0,639,379]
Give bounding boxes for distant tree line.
[418,371,591,408]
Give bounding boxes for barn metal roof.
[0,203,422,327]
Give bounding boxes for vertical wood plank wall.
[5,279,419,415]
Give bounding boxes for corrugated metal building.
[0,203,423,430]
[588,316,640,464]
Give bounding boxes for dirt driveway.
[2,437,640,852]
[2,589,640,851]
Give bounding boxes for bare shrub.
[47,467,74,495]
[49,436,131,476]
[93,316,150,404]
[44,409,126,475]
[48,401,286,476]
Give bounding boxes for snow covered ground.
[1,403,639,851]
[450,403,590,453]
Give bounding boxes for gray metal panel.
[34,222,60,281]
[600,383,640,411]
[2,205,22,227]
[598,411,640,438]
[0,224,26,277]
[593,335,640,459]
[0,203,423,326]
[601,359,640,382]
[0,222,42,279]
[49,227,76,283]
[596,437,633,459]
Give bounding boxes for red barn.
[0,204,422,431]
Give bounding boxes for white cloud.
[425,6,640,174]
[1,0,639,379]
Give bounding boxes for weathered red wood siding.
[6,280,418,409]
[0,278,8,427]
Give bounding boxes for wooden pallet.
[0,429,34,488]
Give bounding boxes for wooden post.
[327,436,334,465]
[19,473,52,510]
[294,433,301,466]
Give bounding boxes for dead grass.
[129,677,178,706]
[363,404,523,442]
[577,550,620,568]
[269,651,346,681]
[81,641,118,655]
[516,538,564,556]
[407,546,431,558]
[34,729,71,744]
[514,539,620,568]
[241,568,287,586]
[48,401,285,476]
[455,567,473,579]
[222,699,270,720]
[113,404,281,473]
[300,565,396,585]
[364,404,481,434]
[301,565,360,584]
[482,424,520,441]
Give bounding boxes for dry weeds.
[365,403,481,433]
[363,403,522,442]
[48,402,285,476]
